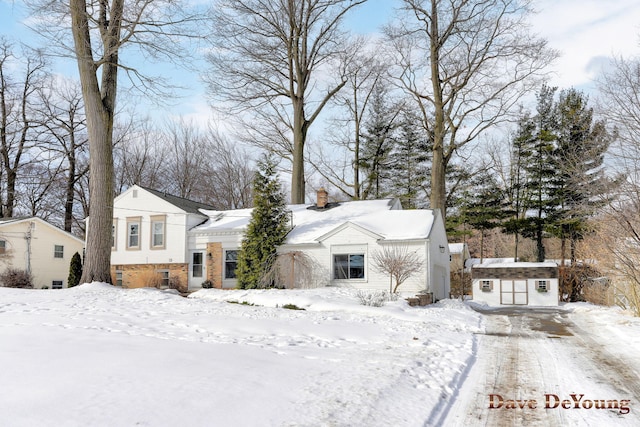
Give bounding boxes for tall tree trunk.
[429,1,447,218]
[64,153,76,232]
[71,0,122,284]
[291,98,307,204]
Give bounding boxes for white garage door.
[500,280,528,305]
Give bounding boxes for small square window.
[54,245,64,258]
[115,271,123,287]
[536,280,548,292]
[481,280,493,292]
[52,280,63,289]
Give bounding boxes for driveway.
[441,306,640,426]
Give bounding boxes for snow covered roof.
[194,198,437,244]
[473,260,558,269]
[448,243,468,255]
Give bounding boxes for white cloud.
[531,0,640,89]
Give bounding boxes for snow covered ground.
[1,284,638,426]
[0,284,481,427]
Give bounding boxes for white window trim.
[112,219,118,251]
[224,249,239,280]
[54,245,64,259]
[332,253,366,281]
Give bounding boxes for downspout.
[426,238,431,300]
[25,221,34,274]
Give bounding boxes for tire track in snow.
[443,308,638,427]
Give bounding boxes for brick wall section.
[111,263,189,292]
[472,266,558,280]
[206,242,223,288]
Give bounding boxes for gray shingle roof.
[141,187,218,214]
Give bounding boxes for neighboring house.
[0,217,85,289]
[449,242,470,274]
[471,261,559,306]
[449,242,471,297]
[110,186,217,291]
[111,187,452,300]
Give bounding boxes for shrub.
[201,280,214,289]
[68,252,83,288]
[356,290,388,307]
[282,303,305,310]
[0,268,34,288]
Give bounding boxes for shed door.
[501,280,528,305]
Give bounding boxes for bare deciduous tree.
[262,251,326,289]
[113,117,166,193]
[386,0,556,218]
[0,39,47,218]
[37,78,89,232]
[27,0,205,283]
[202,128,253,210]
[371,244,423,293]
[308,47,396,200]
[206,0,366,204]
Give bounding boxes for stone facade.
[206,242,224,288]
[111,263,189,293]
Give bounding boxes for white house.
[0,217,85,289]
[110,187,451,300]
[471,261,559,306]
[110,186,217,290]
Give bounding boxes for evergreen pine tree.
[520,85,559,261]
[236,154,290,289]
[503,114,536,260]
[461,174,508,262]
[68,252,83,288]
[359,84,398,199]
[387,110,431,209]
[550,88,616,263]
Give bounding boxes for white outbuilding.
[471,261,559,306]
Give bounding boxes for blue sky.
[1,0,639,124]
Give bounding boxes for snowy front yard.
[0,284,482,427]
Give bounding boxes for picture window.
[333,254,365,280]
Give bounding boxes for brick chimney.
[316,187,328,208]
